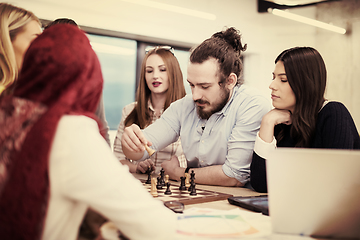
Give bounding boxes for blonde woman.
[0,3,42,94]
[113,46,187,174]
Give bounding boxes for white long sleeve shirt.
[42,115,176,240]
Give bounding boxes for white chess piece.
[150,177,158,197]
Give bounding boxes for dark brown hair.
[189,27,247,86]
[276,47,326,147]
[44,18,78,30]
[125,48,186,129]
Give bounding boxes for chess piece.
[188,170,195,191]
[145,167,152,184]
[185,172,190,188]
[188,181,192,192]
[164,182,172,195]
[179,176,187,190]
[144,144,155,156]
[150,177,158,197]
[165,174,169,184]
[160,168,165,186]
[156,176,163,189]
[189,181,197,196]
[190,170,195,181]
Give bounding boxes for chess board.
[140,179,233,205]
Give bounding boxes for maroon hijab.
[0,24,103,239]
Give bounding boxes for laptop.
[266,148,360,239]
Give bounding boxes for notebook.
[266,148,360,239]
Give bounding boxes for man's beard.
[196,87,230,119]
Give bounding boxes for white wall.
[316,0,360,129]
[7,0,359,128]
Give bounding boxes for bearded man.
[121,27,270,187]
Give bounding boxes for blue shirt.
[141,85,271,184]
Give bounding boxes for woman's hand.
[264,108,292,125]
[259,109,292,143]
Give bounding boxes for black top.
[250,102,360,193]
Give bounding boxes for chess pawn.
[185,172,190,188]
[150,177,158,197]
[165,174,169,184]
[164,182,172,195]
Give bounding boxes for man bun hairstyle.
[190,27,247,86]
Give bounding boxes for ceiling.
[8,0,327,49]
[258,0,339,12]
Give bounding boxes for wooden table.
[132,173,330,240]
[133,173,264,211]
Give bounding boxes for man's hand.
[121,124,152,161]
[122,124,148,152]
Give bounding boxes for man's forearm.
[173,165,244,187]
[122,146,144,161]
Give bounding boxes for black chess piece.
[164,182,172,195]
[179,176,187,190]
[188,170,195,192]
[188,181,192,192]
[190,170,195,181]
[156,176,163,189]
[189,181,197,196]
[160,168,165,186]
[145,167,152,184]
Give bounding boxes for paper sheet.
[176,207,272,239]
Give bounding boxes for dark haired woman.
[250,47,360,193]
[113,46,187,174]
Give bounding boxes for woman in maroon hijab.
[0,24,175,240]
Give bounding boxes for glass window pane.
[174,49,191,95]
[87,34,137,130]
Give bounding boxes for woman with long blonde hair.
[0,3,42,94]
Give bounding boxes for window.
[87,34,137,130]
[88,35,191,131]
[174,49,191,95]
